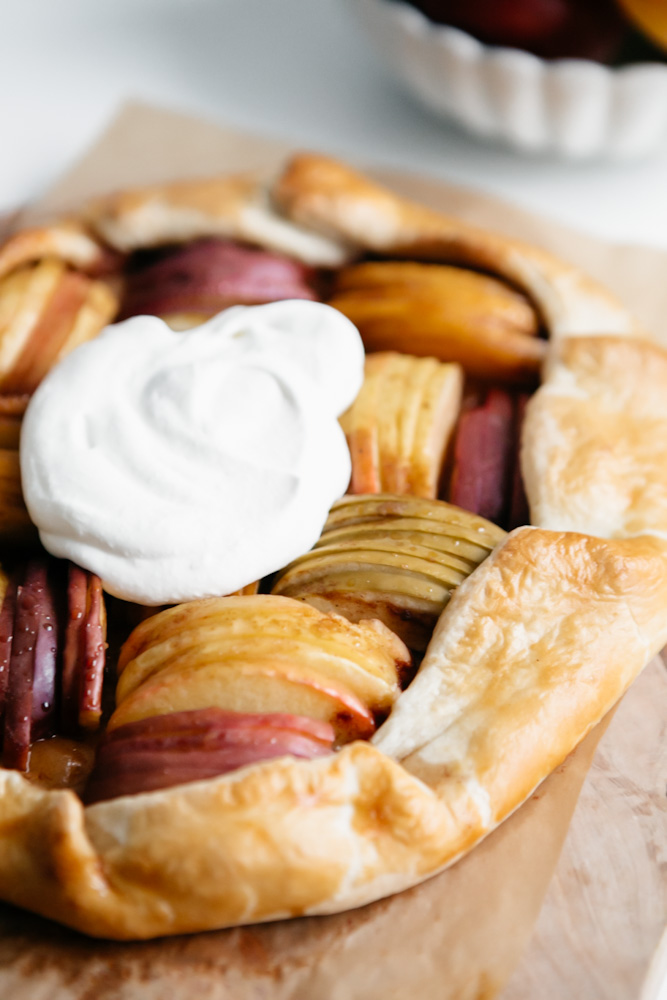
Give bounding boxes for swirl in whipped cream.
[21,301,364,604]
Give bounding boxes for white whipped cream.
[21,301,364,605]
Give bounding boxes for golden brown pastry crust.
[1,153,665,939]
[522,334,667,538]
[85,173,352,267]
[0,220,118,280]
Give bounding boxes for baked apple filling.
[0,182,541,805]
[0,558,105,786]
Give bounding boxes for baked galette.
[0,155,665,940]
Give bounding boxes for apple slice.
[330,262,544,385]
[108,657,375,743]
[340,352,463,498]
[117,595,408,689]
[118,630,401,716]
[0,578,16,725]
[3,562,55,769]
[86,709,335,803]
[0,260,118,395]
[78,574,106,731]
[325,495,506,549]
[449,388,515,525]
[314,522,486,567]
[60,564,88,733]
[120,238,319,321]
[273,494,507,650]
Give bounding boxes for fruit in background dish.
[110,596,409,744]
[120,238,320,329]
[0,560,106,772]
[85,709,336,804]
[617,0,667,50]
[329,262,545,385]
[406,0,628,62]
[0,259,117,395]
[272,494,506,651]
[340,351,463,498]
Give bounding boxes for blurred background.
[2,0,667,245]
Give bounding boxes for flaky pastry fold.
[1,154,666,939]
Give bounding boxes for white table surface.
[2,0,667,249]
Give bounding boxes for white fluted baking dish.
[352,0,667,159]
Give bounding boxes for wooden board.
[505,656,667,1000]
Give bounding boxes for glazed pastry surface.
[0,153,664,940]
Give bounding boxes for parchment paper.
[2,102,664,999]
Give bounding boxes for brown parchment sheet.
[2,102,666,1000]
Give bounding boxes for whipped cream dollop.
[21,300,364,604]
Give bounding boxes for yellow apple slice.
[275,568,448,653]
[293,537,474,576]
[117,632,400,715]
[0,262,64,387]
[273,495,506,650]
[334,262,540,341]
[330,263,544,385]
[277,547,468,591]
[325,495,506,549]
[108,657,376,743]
[0,261,118,394]
[314,522,486,566]
[339,352,463,499]
[118,595,407,679]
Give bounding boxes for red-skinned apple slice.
[78,574,106,731]
[3,562,53,769]
[30,566,59,741]
[86,709,335,803]
[60,563,88,734]
[449,388,514,526]
[0,579,16,724]
[121,238,319,321]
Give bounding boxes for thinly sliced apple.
[78,574,106,731]
[0,577,15,724]
[449,388,515,525]
[330,263,544,385]
[117,631,400,714]
[334,262,540,341]
[340,352,462,499]
[3,562,52,769]
[275,549,468,592]
[108,657,375,743]
[325,495,506,546]
[117,594,406,681]
[120,238,319,320]
[61,564,88,733]
[274,494,507,650]
[86,709,335,803]
[305,538,474,575]
[314,522,486,566]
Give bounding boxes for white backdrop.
[2,0,667,246]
